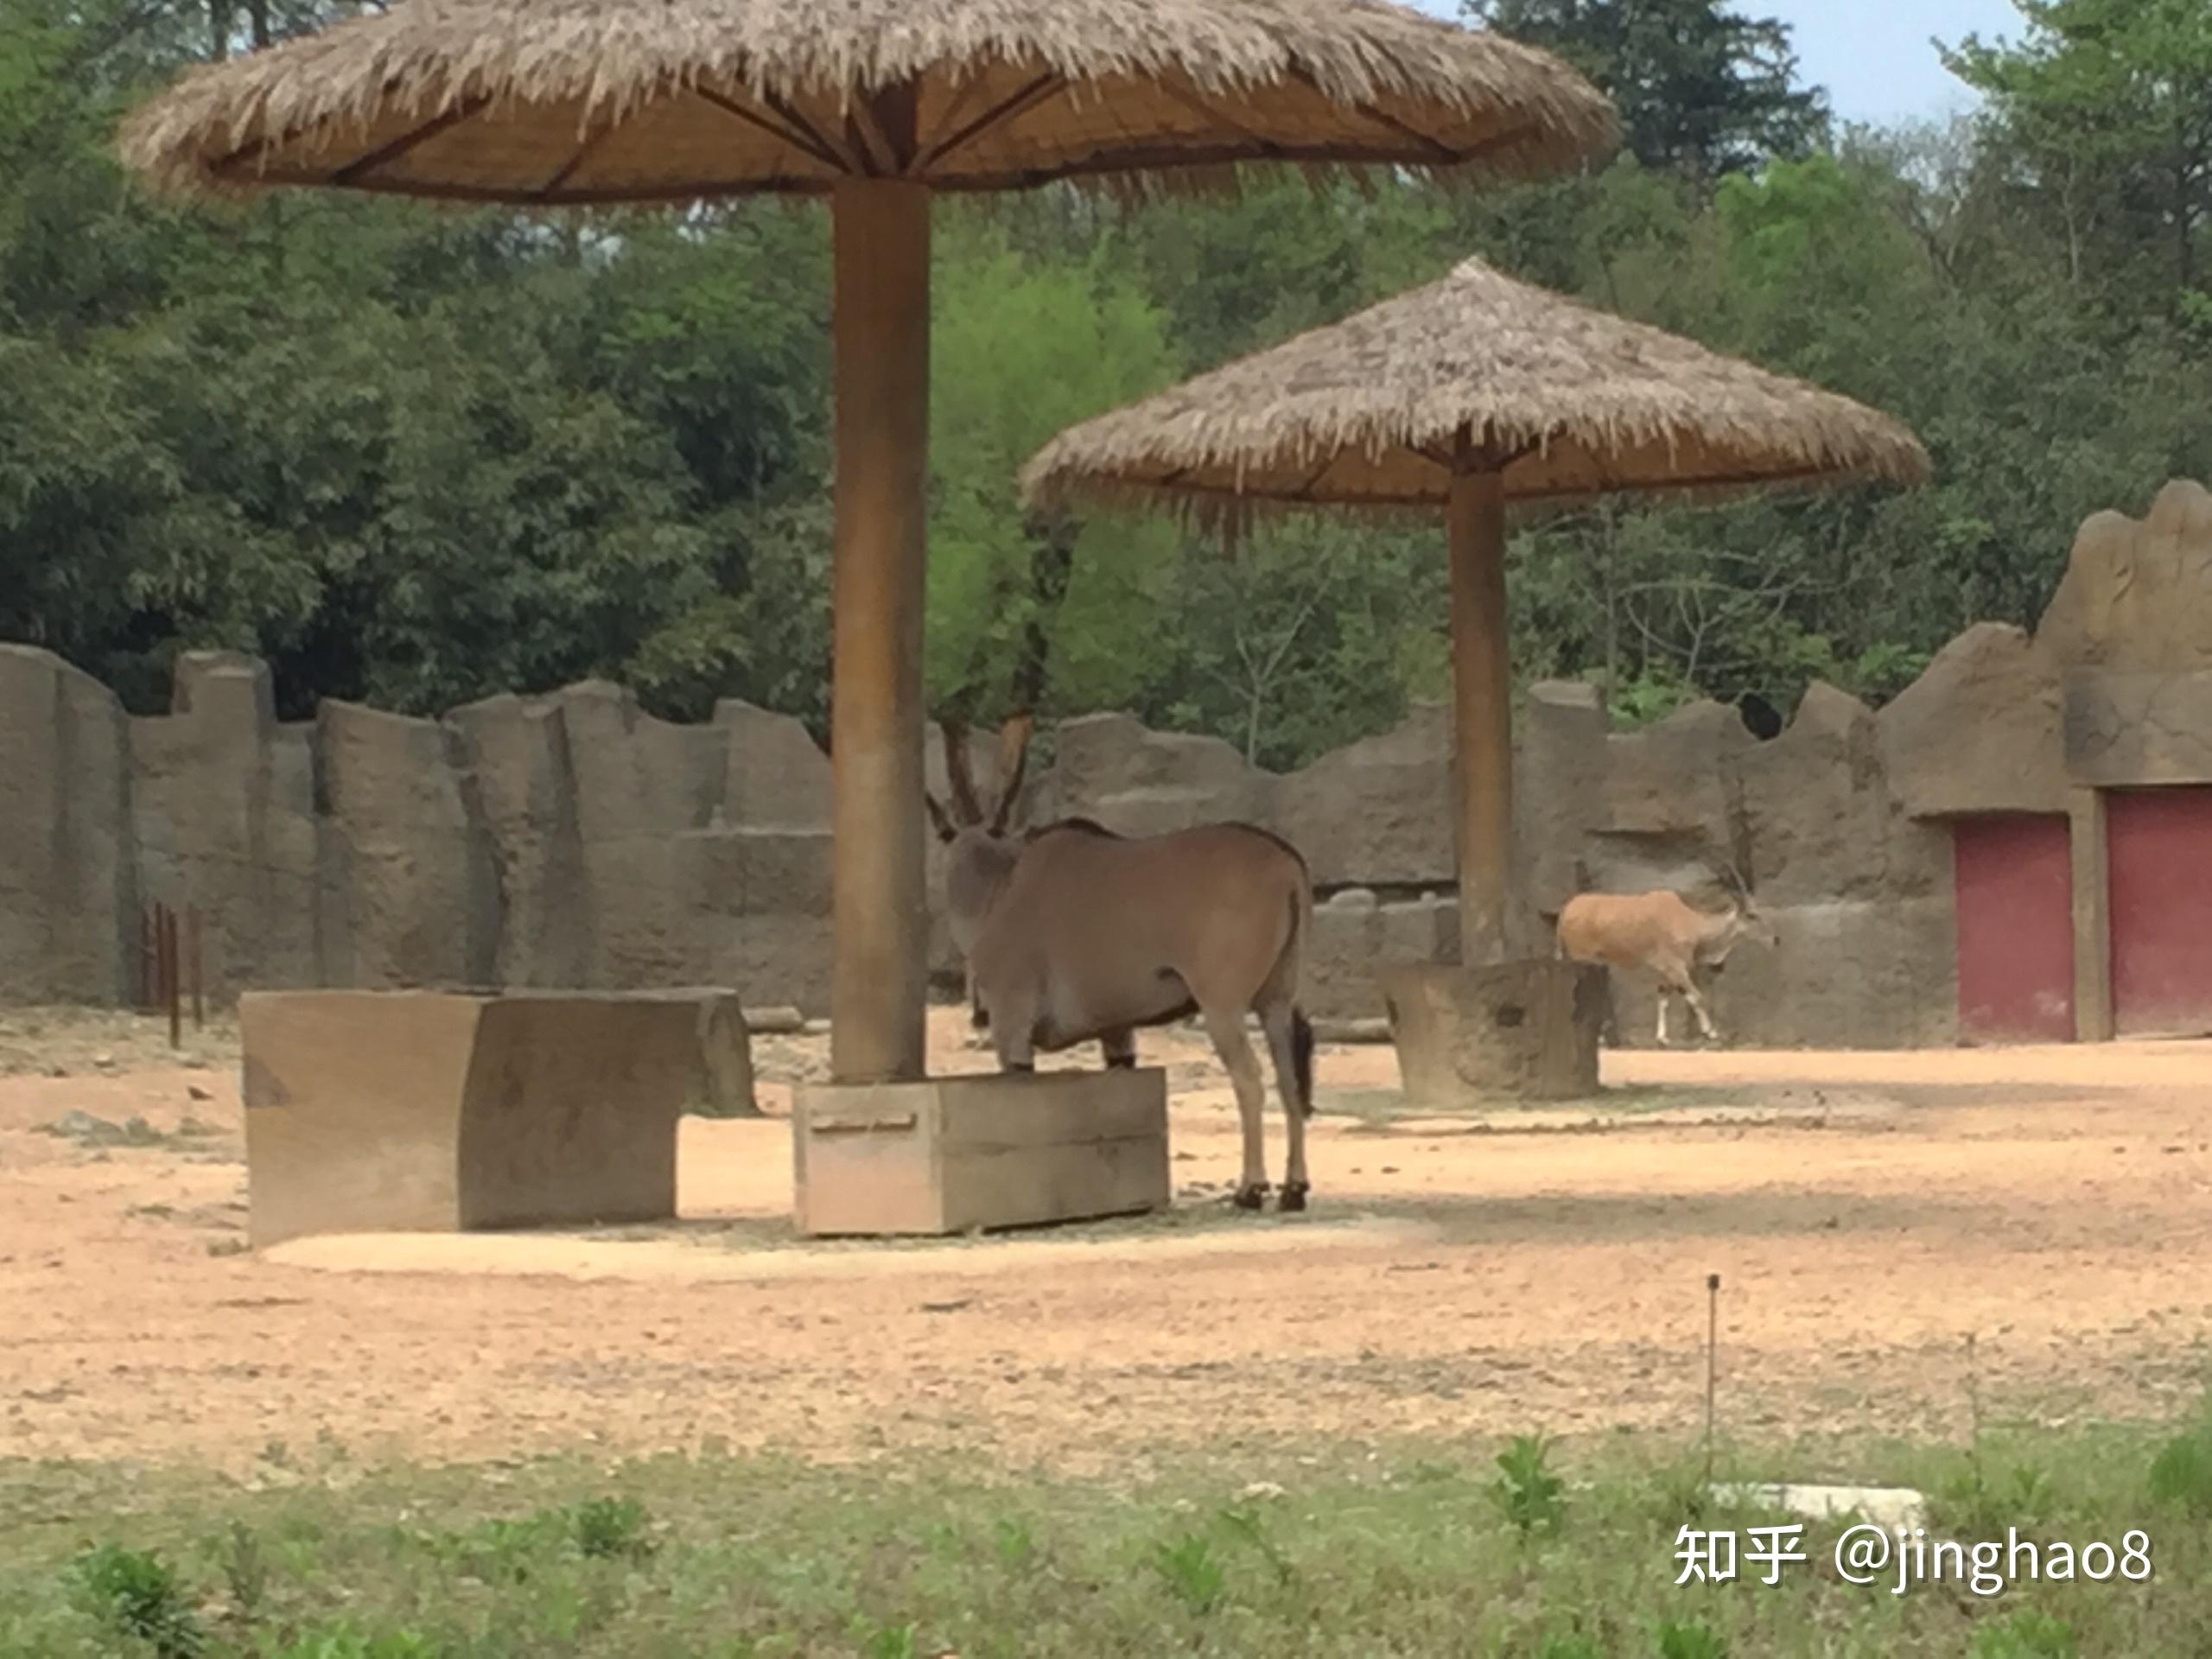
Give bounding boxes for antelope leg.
[1684,982,1720,1042]
[1205,1006,1270,1210]
[991,987,1037,1074]
[1261,1005,1310,1211]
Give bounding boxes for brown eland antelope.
[926,717,1319,1213]
[1554,866,1777,1046]
[922,715,1034,1035]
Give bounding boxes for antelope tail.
[1282,877,1317,1119]
[1292,1009,1316,1120]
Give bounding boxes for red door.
[1955,815,2075,1045]
[2108,787,2212,1038]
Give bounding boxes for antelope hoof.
[1278,1182,1310,1214]
[1232,1183,1268,1211]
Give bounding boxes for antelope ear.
[989,712,1035,836]
[924,791,958,844]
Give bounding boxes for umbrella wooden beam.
[830,175,931,1083]
[1448,434,1513,967]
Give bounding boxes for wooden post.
[160,905,180,1049]
[829,175,932,1084]
[139,906,156,1012]
[187,906,204,1030]
[1448,443,1513,968]
[2068,786,2112,1042]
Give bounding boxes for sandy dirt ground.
[3,1006,2209,1477]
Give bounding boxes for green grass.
[3,1413,2209,1657]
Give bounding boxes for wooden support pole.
[828,175,932,1084]
[2068,787,2112,1043]
[159,904,180,1048]
[139,906,156,1012]
[187,906,204,1031]
[1448,447,1513,968]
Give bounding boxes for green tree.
[1466,0,1829,184]
[924,216,1183,724]
[1943,0,2212,304]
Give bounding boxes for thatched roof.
[1021,256,1931,520]
[118,0,1617,206]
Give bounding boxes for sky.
[1411,1,2027,128]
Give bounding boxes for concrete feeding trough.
[239,988,734,1247]
[793,1068,1170,1237]
[1382,959,1608,1105]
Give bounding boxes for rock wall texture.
[3,480,2207,1048]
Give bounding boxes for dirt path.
[3,1010,2209,1475]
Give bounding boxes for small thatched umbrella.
[118,3,1614,1086]
[1023,254,1930,966]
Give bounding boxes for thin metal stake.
[1704,1272,1722,1486]
[161,905,181,1050]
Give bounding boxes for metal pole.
[828,173,931,1084]
[1448,442,1514,968]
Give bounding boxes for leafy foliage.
[2148,1418,2212,1517]
[1491,1433,1569,1536]
[1147,1532,1227,1614]
[3,0,2209,761]
[70,1543,207,1658]
[1466,0,1829,183]
[1971,1609,2081,1659]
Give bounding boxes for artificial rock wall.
[6,480,2209,1049]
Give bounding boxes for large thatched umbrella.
[1023,254,1930,967]
[118,3,1615,1086]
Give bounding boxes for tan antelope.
[1554,866,1777,1046]
[925,717,1319,1213]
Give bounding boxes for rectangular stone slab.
[1382,960,1606,1105]
[241,989,708,1247]
[792,1069,1170,1236]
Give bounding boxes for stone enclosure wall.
[4,480,2209,1049]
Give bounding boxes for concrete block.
[240,989,704,1247]
[792,1069,1170,1236]
[1382,960,1606,1105]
